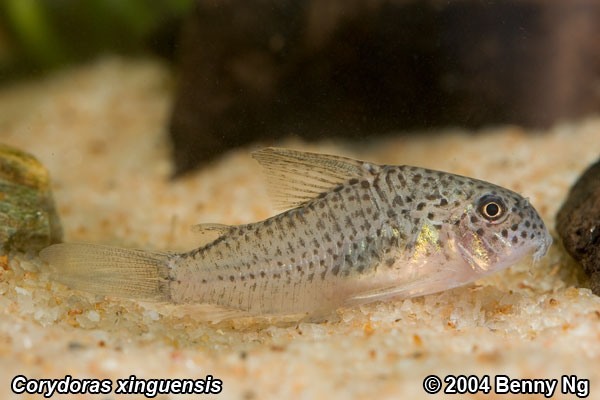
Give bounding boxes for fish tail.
[40,243,172,301]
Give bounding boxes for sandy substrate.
[0,58,599,400]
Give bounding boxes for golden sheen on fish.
[40,148,552,321]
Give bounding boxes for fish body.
[41,148,552,320]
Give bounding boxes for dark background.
[1,0,599,175]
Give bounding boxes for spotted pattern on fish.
[40,148,552,320]
[167,149,552,316]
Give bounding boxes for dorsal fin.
[190,223,232,245]
[252,147,379,210]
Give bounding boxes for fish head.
[448,183,552,276]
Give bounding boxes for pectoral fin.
[344,285,412,306]
[344,277,456,307]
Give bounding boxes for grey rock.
[556,158,600,294]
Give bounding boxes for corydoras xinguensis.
[41,148,552,321]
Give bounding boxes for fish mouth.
[533,230,553,262]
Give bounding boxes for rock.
[170,0,600,174]
[556,158,600,294]
[0,144,62,253]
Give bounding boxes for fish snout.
[533,226,553,262]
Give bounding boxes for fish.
[40,147,552,321]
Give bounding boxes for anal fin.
[156,303,251,323]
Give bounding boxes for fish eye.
[484,202,500,217]
[477,195,506,222]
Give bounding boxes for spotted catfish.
[40,148,552,321]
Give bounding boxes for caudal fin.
[40,243,172,301]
